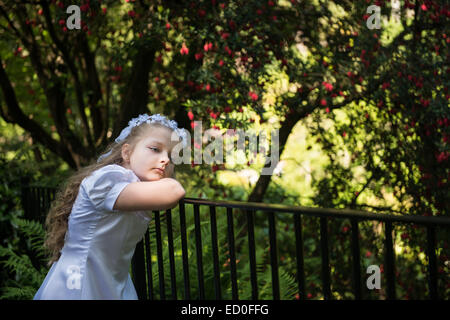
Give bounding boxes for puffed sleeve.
[83,164,140,212]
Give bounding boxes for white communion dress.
[33,164,151,300]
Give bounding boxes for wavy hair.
[43,122,171,266]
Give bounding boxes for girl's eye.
[149,147,159,152]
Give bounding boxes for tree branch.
[7,4,93,166]
[77,33,104,146]
[41,1,93,147]
[0,59,76,168]
[0,4,29,47]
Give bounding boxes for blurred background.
[0,0,448,300]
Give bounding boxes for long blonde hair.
[44,122,171,266]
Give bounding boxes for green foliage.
[0,0,448,301]
[0,218,48,300]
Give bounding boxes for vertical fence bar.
[21,187,29,220]
[320,217,332,300]
[131,239,147,300]
[41,188,46,223]
[293,213,306,300]
[31,188,35,220]
[426,225,438,300]
[246,210,258,300]
[154,211,166,300]
[194,204,205,299]
[227,207,239,300]
[209,206,222,300]
[44,188,50,220]
[144,229,154,300]
[32,188,38,220]
[19,182,27,220]
[36,188,41,220]
[46,188,51,214]
[166,209,177,300]
[32,188,37,220]
[40,188,45,223]
[38,188,43,220]
[179,200,190,299]
[384,221,396,300]
[41,188,47,222]
[350,219,362,300]
[268,212,280,300]
[29,187,34,220]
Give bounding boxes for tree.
[0,0,448,215]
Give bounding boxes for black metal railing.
[20,186,56,224]
[19,186,450,300]
[131,198,450,301]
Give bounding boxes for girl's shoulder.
[80,164,141,212]
[94,164,132,175]
[84,164,139,185]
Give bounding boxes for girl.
[33,114,187,300]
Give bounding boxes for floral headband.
[97,113,187,163]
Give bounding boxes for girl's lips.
[154,168,164,175]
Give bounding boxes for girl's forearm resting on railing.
[113,178,185,212]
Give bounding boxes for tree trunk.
[113,47,156,139]
[247,112,304,203]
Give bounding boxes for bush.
[0,218,47,299]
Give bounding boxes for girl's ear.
[121,143,131,163]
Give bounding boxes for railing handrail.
[182,197,450,226]
[21,186,450,226]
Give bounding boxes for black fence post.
[351,219,362,300]
[179,200,191,300]
[209,205,222,300]
[154,211,166,300]
[227,207,239,300]
[268,212,280,300]
[384,221,396,300]
[426,226,438,300]
[247,210,258,300]
[320,217,331,300]
[131,239,147,300]
[166,209,178,300]
[293,213,306,300]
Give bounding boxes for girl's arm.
[113,178,185,212]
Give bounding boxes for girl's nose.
[160,152,170,164]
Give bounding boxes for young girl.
[33,114,187,300]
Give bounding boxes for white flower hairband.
[97,114,187,163]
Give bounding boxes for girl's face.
[121,126,178,181]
